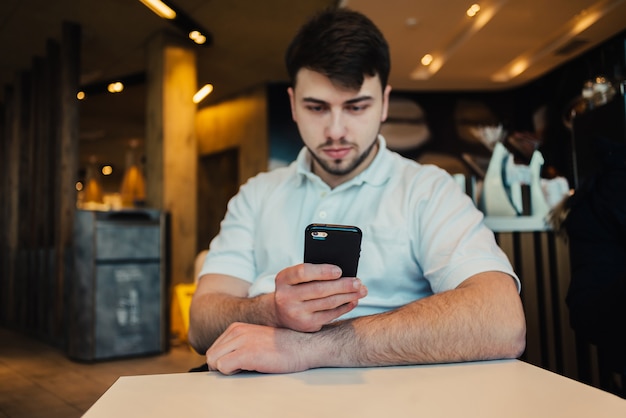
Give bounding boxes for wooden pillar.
[0,98,6,323]
[54,22,81,337]
[16,69,34,328]
[146,33,198,285]
[7,71,34,327]
[42,39,61,336]
[3,84,18,324]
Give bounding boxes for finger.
[309,300,360,325]
[303,263,343,281]
[206,323,247,366]
[209,321,243,348]
[277,263,342,286]
[293,277,366,303]
[206,342,243,375]
[304,285,368,312]
[214,354,243,375]
[306,276,365,295]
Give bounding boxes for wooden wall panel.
[494,231,587,383]
[0,22,80,346]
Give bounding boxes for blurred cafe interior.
[1,0,626,414]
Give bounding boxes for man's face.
[288,69,391,188]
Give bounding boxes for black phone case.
[304,224,362,277]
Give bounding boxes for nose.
[325,109,347,141]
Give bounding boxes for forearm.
[190,264,366,358]
[305,273,526,368]
[188,291,276,354]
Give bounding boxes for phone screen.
[304,224,362,277]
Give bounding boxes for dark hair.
[285,8,390,91]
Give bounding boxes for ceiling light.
[189,31,207,45]
[138,0,176,19]
[81,73,145,96]
[491,0,621,82]
[509,60,529,78]
[107,82,124,93]
[411,1,504,80]
[193,84,214,104]
[411,55,443,80]
[138,1,213,47]
[466,4,481,17]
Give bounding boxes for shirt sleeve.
[415,168,520,293]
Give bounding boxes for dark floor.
[0,327,205,417]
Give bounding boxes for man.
[188,8,526,375]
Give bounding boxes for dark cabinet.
[68,209,168,361]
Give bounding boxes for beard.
[308,136,379,177]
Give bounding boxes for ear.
[380,85,392,122]
[287,87,297,122]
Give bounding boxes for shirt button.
[320,192,327,198]
[319,211,327,219]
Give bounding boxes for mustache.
[319,138,352,147]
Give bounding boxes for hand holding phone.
[270,224,364,332]
[303,224,362,277]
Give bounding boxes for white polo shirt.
[200,136,518,319]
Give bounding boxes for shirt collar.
[295,135,393,189]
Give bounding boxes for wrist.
[252,292,279,327]
[305,322,355,368]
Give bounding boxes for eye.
[305,104,328,113]
[347,103,369,113]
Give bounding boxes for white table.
[84,360,625,417]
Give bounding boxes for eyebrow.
[302,95,374,105]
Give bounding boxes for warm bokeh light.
[138,0,176,19]
[83,178,104,203]
[75,181,84,191]
[120,165,146,207]
[77,91,85,100]
[510,59,529,78]
[189,31,207,45]
[466,4,481,17]
[421,54,433,66]
[107,82,124,93]
[193,84,214,104]
[101,165,113,176]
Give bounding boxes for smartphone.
[304,224,362,277]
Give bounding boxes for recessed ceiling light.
[107,82,124,93]
[491,0,619,82]
[189,31,207,45]
[466,4,481,17]
[138,0,176,20]
[193,84,214,104]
